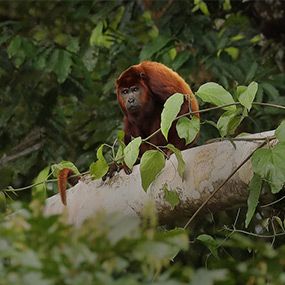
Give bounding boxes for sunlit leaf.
[224,47,239,60]
[90,145,109,179]
[196,82,236,111]
[161,93,184,140]
[238,81,258,111]
[176,116,200,145]
[51,161,79,178]
[124,137,142,169]
[140,150,165,192]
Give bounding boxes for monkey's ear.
[140,72,146,79]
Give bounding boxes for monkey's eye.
[122,89,129,95]
[131,86,139,93]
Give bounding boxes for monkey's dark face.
[119,85,142,113]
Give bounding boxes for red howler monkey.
[116,61,199,154]
[57,61,199,205]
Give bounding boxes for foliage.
[1,201,285,284]
[1,0,285,191]
[1,0,285,283]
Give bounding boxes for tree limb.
[44,130,275,226]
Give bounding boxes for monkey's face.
[119,85,142,113]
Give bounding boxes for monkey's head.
[116,65,153,116]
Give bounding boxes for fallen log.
[44,130,275,226]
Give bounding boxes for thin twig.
[206,135,276,144]
[183,140,270,229]
[224,226,285,238]
[260,195,285,208]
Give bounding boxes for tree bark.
[44,130,275,226]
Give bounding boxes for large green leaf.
[51,161,80,178]
[176,116,200,145]
[275,121,285,143]
[196,82,236,111]
[161,93,184,140]
[48,49,72,83]
[245,174,262,228]
[32,166,51,202]
[238,81,258,111]
[252,143,285,193]
[140,150,165,192]
[90,145,109,180]
[166,144,185,178]
[123,137,142,169]
[217,109,245,137]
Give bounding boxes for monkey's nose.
[128,97,135,104]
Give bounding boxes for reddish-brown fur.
[57,169,79,205]
[116,61,199,154]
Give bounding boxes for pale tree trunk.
[44,131,275,226]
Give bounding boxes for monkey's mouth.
[127,105,139,113]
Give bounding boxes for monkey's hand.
[102,162,132,181]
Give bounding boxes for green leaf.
[199,1,210,15]
[48,49,72,83]
[161,93,184,140]
[245,174,262,228]
[238,81,258,111]
[90,21,112,48]
[166,144,185,178]
[261,82,279,98]
[224,47,239,60]
[115,131,126,163]
[139,35,171,60]
[196,82,236,111]
[66,36,80,53]
[197,234,219,258]
[245,62,258,83]
[250,34,262,44]
[236,85,247,97]
[159,228,189,259]
[176,116,200,145]
[223,0,232,11]
[7,35,22,58]
[275,121,285,142]
[51,161,80,178]
[217,109,245,137]
[32,166,50,202]
[163,184,180,209]
[90,145,109,179]
[252,143,285,193]
[172,51,190,70]
[0,191,6,212]
[123,137,142,169]
[140,150,165,192]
